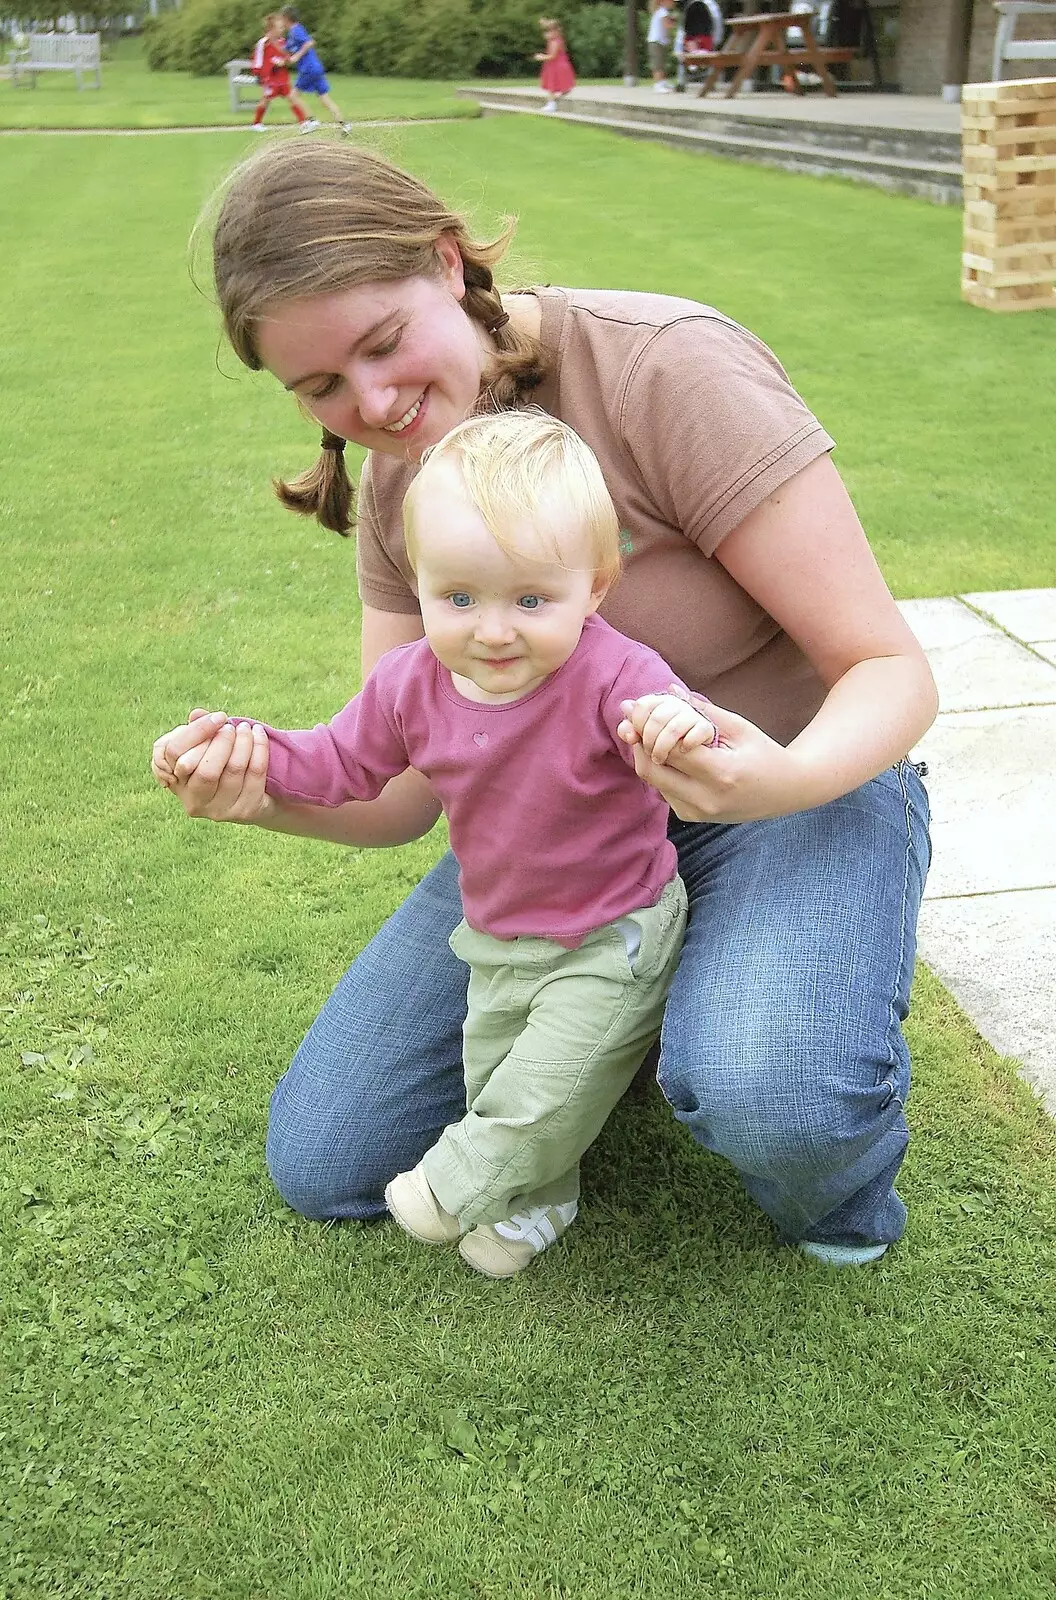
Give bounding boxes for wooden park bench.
[991,2,1056,80]
[225,58,259,116]
[9,31,101,90]
[683,10,855,98]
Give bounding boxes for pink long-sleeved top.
[261,614,681,946]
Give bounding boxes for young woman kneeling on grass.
[152,139,936,1272]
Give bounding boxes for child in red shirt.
[251,13,308,127]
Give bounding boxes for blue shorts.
[296,67,330,95]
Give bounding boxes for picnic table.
[682,9,855,98]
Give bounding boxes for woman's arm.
[153,606,444,846]
[619,455,938,823]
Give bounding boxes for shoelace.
[493,1201,578,1252]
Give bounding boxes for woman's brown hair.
[210,138,547,533]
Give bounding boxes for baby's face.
[410,461,605,705]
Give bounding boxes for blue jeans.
[266,762,931,1249]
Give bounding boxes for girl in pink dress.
[536,17,576,113]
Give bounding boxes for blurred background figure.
[536,16,576,113]
[675,0,724,91]
[646,0,674,92]
[250,13,309,128]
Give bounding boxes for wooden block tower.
[961,77,1056,313]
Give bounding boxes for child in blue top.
[279,7,346,129]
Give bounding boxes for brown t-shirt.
[356,287,836,744]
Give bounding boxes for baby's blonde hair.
[403,410,622,590]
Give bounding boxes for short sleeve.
[355,454,421,616]
[619,318,835,556]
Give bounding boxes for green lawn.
[2,120,1056,1598]
[0,35,478,127]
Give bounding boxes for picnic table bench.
[991,2,1056,79]
[683,10,855,98]
[10,31,101,90]
[225,57,259,115]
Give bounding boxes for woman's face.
[255,236,489,461]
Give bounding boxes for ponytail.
[274,430,353,535]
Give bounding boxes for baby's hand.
[618,693,717,767]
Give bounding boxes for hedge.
[144,0,645,80]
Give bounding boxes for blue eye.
[450,592,473,608]
[518,595,542,610]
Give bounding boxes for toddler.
[162,412,715,1277]
[535,17,576,113]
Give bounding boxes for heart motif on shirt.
[473,731,489,747]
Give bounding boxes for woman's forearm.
[255,767,444,847]
[786,652,938,809]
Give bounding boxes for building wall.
[897,0,1056,94]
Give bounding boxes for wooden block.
[964,226,1056,254]
[963,78,1056,105]
[981,123,1056,148]
[962,151,1056,173]
[962,250,1056,281]
[962,280,1056,311]
[962,187,1056,217]
[962,258,1056,287]
[962,105,1056,129]
[962,102,1056,123]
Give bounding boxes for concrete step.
[459,89,963,204]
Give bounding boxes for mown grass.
[2,120,1055,1598]
[0,35,479,128]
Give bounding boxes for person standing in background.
[647,0,674,92]
[535,17,576,114]
[279,6,347,130]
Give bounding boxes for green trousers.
[421,876,687,1229]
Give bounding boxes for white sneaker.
[251,121,267,131]
[300,118,320,133]
[653,80,673,92]
[458,1201,578,1279]
[542,98,557,113]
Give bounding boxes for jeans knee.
[265,1098,385,1222]
[658,1042,909,1186]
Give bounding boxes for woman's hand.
[151,709,272,824]
[618,687,813,824]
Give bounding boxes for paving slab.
[900,591,1056,1115]
[912,705,1056,899]
[917,890,1056,1116]
[898,597,1056,712]
[963,588,1056,646]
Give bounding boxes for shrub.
[144,0,643,79]
[565,4,631,78]
[145,0,346,77]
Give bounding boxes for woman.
[154,139,935,1268]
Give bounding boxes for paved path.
[0,117,452,137]
[900,590,1056,1114]
[469,84,962,135]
